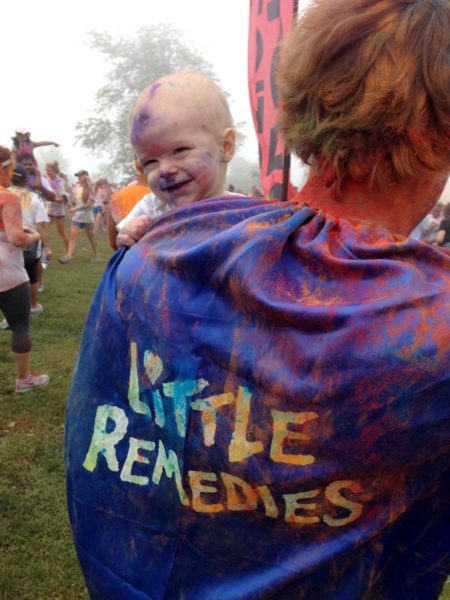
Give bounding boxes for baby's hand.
[117,215,153,247]
[116,233,137,247]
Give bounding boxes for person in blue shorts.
[59,170,98,264]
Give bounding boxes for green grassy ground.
[0,226,449,600]
[0,227,112,600]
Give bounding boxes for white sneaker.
[15,372,49,393]
[30,304,44,315]
[0,318,10,330]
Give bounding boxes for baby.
[116,71,237,246]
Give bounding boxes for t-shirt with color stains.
[65,196,450,600]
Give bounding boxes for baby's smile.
[160,177,194,192]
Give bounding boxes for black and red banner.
[248,0,297,201]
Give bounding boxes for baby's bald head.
[128,72,236,207]
[130,72,234,150]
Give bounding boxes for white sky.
[1,0,448,201]
[1,0,265,178]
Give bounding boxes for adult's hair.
[94,178,109,193]
[278,0,450,193]
[0,146,12,164]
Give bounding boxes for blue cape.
[65,197,450,599]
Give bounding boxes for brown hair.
[0,146,12,164]
[94,178,109,193]
[278,0,450,194]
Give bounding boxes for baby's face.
[131,100,227,209]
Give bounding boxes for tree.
[76,24,216,181]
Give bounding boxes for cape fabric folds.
[65,196,450,600]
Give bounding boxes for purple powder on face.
[148,83,161,97]
[131,110,151,144]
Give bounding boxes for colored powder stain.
[148,83,161,97]
[245,221,270,234]
[131,110,151,144]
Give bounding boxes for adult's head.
[0,146,13,187]
[278,0,450,196]
[11,164,28,188]
[75,170,90,185]
[129,71,236,208]
[16,152,35,174]
[46,161,60,179]
[94,178,110,195]
[13,129,30,145]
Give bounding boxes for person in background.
[92,178,110,234]
[66,2,449,599]
[0,146,49,392]
[16,152,56,204]
[436,202,450,248]
[59,170,98,264]
[16,152,55,291]
[107,160,152,250]
[45,161,69,252]
[11,129,59,165]
[251,185,263,198]
[410,202,444,243]
[9,164,50,315]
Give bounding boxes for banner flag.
[248,0,297,201]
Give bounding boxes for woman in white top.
[46,161,69,251]
[59,170,98,264]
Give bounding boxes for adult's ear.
[221,128,236,163]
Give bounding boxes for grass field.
[0,226,113,600]
[0,226,449,600]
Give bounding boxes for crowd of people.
[1,123,257,391]
[0,134,120,391]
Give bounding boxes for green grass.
[0,225,113,600]
[0,225,449,600]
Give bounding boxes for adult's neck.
[295,171,446,236]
